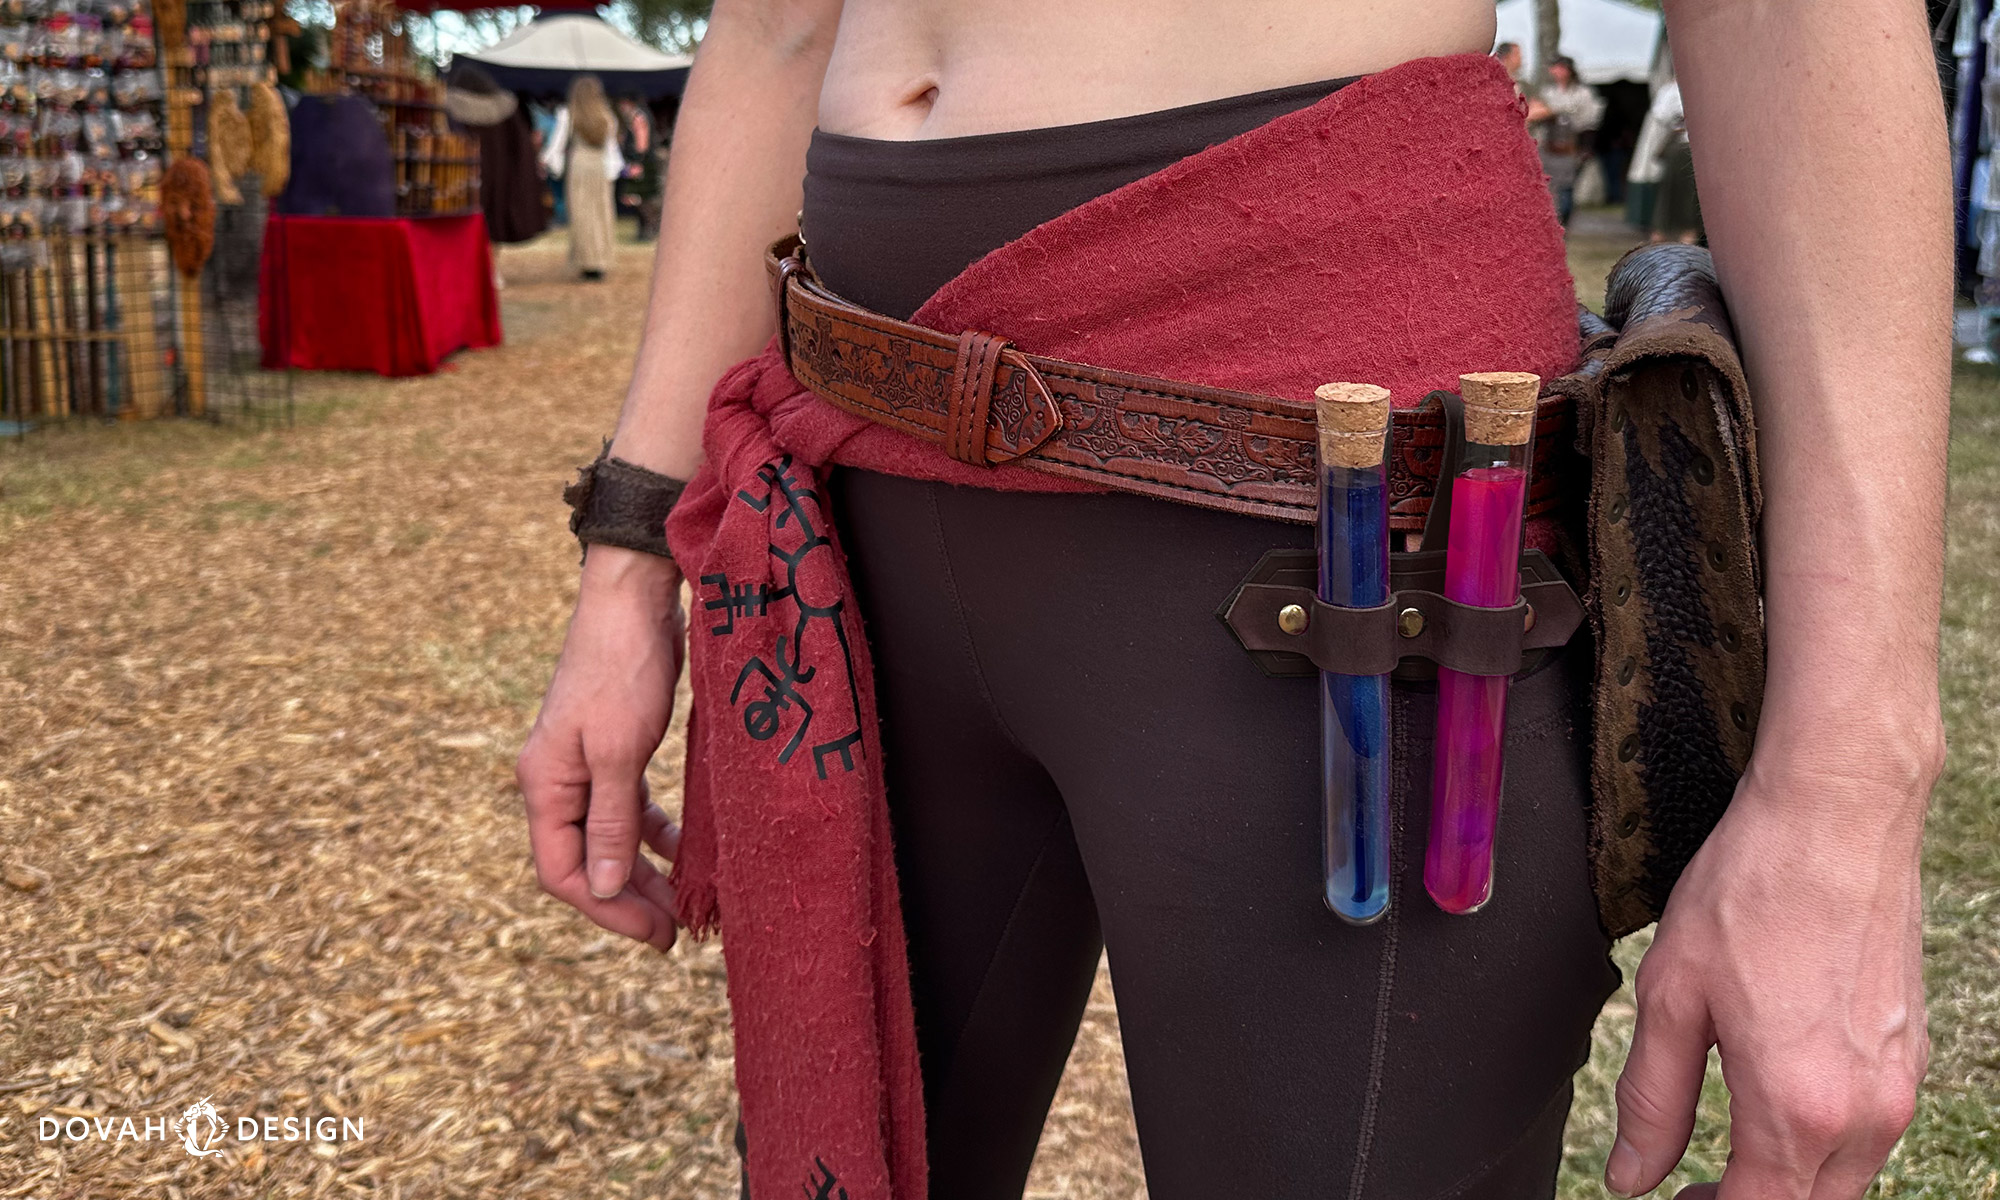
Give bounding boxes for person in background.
[635,99,673,242]
[618,99,659,240]
[563,75,624,281]
[444,65,546,291]
[1591,80,1650,208]
[1648,78,1703,244]
[1494,40,1522,87]
[1529,55,1603,226]
[1625,74,1682,230]
[535,103,566,226]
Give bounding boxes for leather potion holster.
[1220,244,1765,936]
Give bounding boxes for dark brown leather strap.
[1217,547,1584,679]
[1222,583,1581,677]
[766,235,1579,527]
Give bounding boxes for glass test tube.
[1315,382,1394,923]
[1424,371,1540,915]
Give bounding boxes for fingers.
[521,727,681,954]
[582,754,648,899]
[546,863,680,953]
[1688,1051,1917,1200]
[520,724,592,898]
[1609,961,1715,1197]
[1800,1065,1920,1200]
[1715,1033,1920,1200]
[524,790,679,954]
[624,856,681,952]
[640,800,682,862]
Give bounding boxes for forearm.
[1666,0,1950,829]
[606,0,841,481]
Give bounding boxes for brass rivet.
[1522,605,1536,633]
[1707,543,1727,570]
[1617,656,1637,685]
[1731,701,1750,731]
[1691,455,1714,486]
[1681,366,1700,401]
[1277,604,1309,635]
[1618,733,1640,762]
[1397,607,1426,638]
[1613,581,1631,606]
[1617,811,1642,837]
[1719,623,1740,653]
[1610,407,1627,432]
[1608,495,1627,522]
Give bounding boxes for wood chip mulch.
[0,233,1144,1199]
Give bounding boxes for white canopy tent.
[454,14,693,99]
[1493,0,1664,85]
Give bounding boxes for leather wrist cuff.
[563,443,688,564]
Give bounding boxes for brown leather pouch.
[1581,245,1765,938]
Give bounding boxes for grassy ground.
[0,215,1993,1198]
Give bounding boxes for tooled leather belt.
[767,235,1578,528]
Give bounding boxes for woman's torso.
[816,0,1498,139]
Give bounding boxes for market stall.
[257,210,498,376]
[450,13,690,101]
[0,0,283,435]
[257,0,497,376]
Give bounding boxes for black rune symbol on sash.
[700,455,868,779]
[804,1156,849,1200]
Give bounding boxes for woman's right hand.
[517,546,688,952]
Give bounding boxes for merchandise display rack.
[310,0,477,217]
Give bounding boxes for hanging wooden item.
[163,159,215,277]
[162,158,214,414]
[208,94,253,205]
[249,83,291,196]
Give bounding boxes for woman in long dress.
[565,75,619,280]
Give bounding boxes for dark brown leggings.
[787,80,1620,1200]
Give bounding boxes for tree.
[614,0,710,52]
[1534,0,1560,87]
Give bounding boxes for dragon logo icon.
[172,1097,227,1158]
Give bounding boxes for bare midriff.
[815,0,1498,139]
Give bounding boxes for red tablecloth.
[259,213,502,376]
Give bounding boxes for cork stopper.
[1459,372,1541,446]
[1313,382,1392,469]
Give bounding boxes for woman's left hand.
[1604,755,1932,1199]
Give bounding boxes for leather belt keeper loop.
[946,331,1010,467]
[1217,548,1584,680]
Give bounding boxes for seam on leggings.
[939,810,1076,1087]
[924,483,1035,759]
[1346,691,1406,1200]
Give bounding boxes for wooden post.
[28,255,57,416]
[122,237,167,420]
[178,270,205,416]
